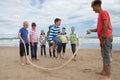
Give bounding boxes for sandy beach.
[0,47,120,80]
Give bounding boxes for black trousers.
[41,45,46,56]
[61,43,66,54]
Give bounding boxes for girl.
[59,27,68,58]
[39,30,47,56]
[29,22,38,61]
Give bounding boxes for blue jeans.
[71,44,76,54]
[30,42,38,59]
[53,37,62,45]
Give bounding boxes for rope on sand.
[23,32,87,71]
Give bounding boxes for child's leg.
[44,45,46,56]
[53,50,56,57]
[49,43,52,57]
[20,56,24,65]
[71,44,74,54]
[25,56,28,64]
[71,44,76,61]
[25,43,29,64]
[49,48,52,57]
[20,43,25,65]
[30,42,34,59]
[41,45,43,56]
[57,43,62,59]
[62,43,66,56]
[51,42,56,57]
[34,43,37,59]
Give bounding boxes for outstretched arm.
[87,29,97,34]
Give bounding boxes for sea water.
[0,37,120,50]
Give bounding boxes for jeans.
[53,37,62,45]
[41,44,46,56]
[30,42,38,59]
[71,44,76,54]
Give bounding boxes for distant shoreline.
[0,38,18,40]
[0,36,120,40]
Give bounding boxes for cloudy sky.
[0,0,120,38]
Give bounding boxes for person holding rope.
[87,0,113,80]
[18,21,29,65]
[48,18,62,59]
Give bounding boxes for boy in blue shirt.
[48,18,62,58]
[18,21,29,65]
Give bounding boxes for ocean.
[0,37,120,50]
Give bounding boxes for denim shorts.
[53,37,62,45]
[100,37,113,66]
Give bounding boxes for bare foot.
[96,71,105,76]
[60,56,65,59]
[35,59,39,61]
[25,62,30,65]
[72,58,76,61]
[100,77,111,80]
[21,63,25,66]
[110,58,112,62]
[57,57,60,59]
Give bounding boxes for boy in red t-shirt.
[87,0,113,80]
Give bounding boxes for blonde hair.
[71,26,75,29]
[23,21,28,26]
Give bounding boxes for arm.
[77,38,79,46]
[66,36,69,44]
[29,34,34,46]
[76,34,79,46]
[100,20,109,47]
[87,29,97,34]
[39,36,43,44]
[48,28,54,43]
[102,19,109,38]
[18,33,24,44]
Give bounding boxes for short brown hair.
[91,0,102,7]
[54,18,61,23]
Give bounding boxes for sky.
[0,0,120,38]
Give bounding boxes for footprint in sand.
[82,69,92,73]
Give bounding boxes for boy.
[70,27,79,61]
[48,18,62,58]
[59,27,68,58]
[87,0,113,80]
[18,21,29,65]
[47,26,56,57]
